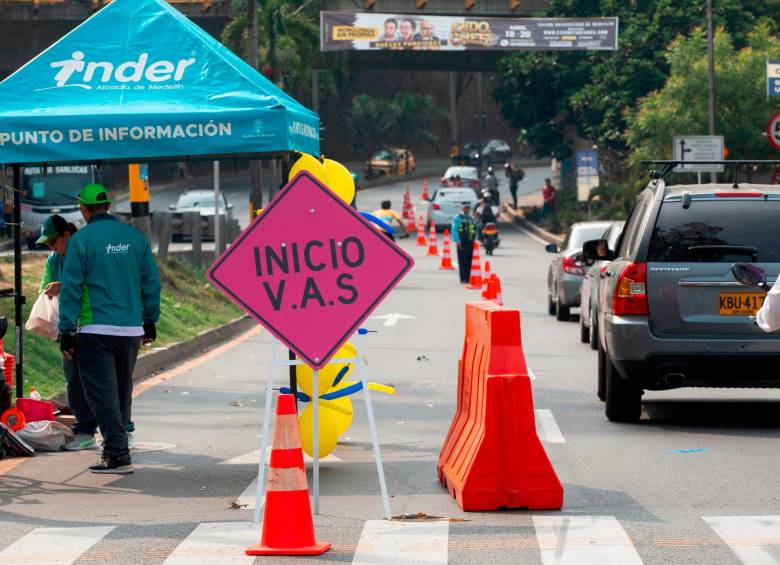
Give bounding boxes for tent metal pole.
[213,160,220,256]
[11,164,23,397]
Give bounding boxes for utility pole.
[706,0,717,182]
[247,0,263,218]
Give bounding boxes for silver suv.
[590,179,780,422]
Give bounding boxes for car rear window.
[444,167,478,179]
[568,224,612,250]
[648,199,780,262]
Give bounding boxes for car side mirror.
[168,204,176,210]
[545,243,559,253]
[582,239,613,262]
[732,263,769,290]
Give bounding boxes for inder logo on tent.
[42,51,197,91]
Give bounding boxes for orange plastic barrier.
[438,302,563,511]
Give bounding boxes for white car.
[170,189,232,217]
[440,166,481,191]
[427,187,478,230]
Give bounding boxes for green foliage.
[348,93,446,157]
[347,94,400,159]
[493,0,779,168]
[629,25,780,163]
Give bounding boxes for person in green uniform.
[37,215,99,451]
[59,184,161,474]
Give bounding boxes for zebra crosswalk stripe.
[162,522,258,564]
[352,520,449,565]
[704,515,780,565]
[532,515,643,565]
[0,526,115,565]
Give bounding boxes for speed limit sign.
[767,111,780,151]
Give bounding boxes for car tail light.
[440,178,447,186]
[715,191,763,197]
[432,203,441,210]
[613,262,648,315]
[562,255,585,276]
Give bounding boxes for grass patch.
[0,254,240,399]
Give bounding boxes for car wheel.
[547,294,556,316]
[556,303,570,321]
[580,316,590,343]
[604,355,642,422]
[589,310,599,351]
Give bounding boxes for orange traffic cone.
[427,221,439,256]
[481,261,492,297]
[483,275,498,301]
[466,242,483,289]
[439,230,455,270]
[407,208,417,232]
[245,394,331,556]
[494,275,504,305]
[402,186,412,220]
[421,177,429,201]
[416,215,427,246]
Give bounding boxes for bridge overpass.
[0,0,233,79]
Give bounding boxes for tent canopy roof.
[0,0,319,165]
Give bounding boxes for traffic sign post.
[767,111,780,152]
[209,171,413,520]
[672,135,724,181]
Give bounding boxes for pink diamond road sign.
[207,171,414,369]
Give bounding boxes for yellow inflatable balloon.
[299,403,340,458]
[296,342,357,396]
[322,396,353,436]
[290,153,329,186]
[322,158,356,204]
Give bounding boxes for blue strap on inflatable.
[360,211,394,234]
[333,365,350,387]
[321,381,363,400]
[279,387,311,402]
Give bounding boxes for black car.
[456,139,512,167]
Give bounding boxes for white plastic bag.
[25,294,59,340]
[16,420,73,452]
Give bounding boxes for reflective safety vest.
[456,214,475,243]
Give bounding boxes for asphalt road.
[3,173,780,564]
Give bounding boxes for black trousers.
[457,241,474,283]
[77,334,141,459]
[509,185,518,208]
[63,357,97,436]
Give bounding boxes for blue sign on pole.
[767,60,780,98]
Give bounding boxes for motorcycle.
[481,222,500,255]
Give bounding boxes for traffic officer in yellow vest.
[451,202,476,284]
[59,183,161,474]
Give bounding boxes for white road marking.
[163,522,258,564]
[219,448,341,465]
[704,516,780,564]
[532,515,642,565]
[0,526,115,565]
[535,409,566,444]
[352,520,448,565]
[371,313,416,327]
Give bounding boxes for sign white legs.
[312,368,320,515]
[254,339,277,523]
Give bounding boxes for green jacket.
[39,252,64,293]
[59,214,161,332]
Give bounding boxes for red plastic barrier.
[438,301,563,511]
[16,398,55,423]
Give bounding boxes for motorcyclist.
[474,196,497,229]
[484,166,499,205]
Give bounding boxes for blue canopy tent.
[0,0,320,394]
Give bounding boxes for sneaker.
[127,432,134,450]
[64,434,98,451]
[89,456,133,474]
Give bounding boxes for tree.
[629,25,780,163]
[347,95,399,169]
[392,92,446,149]
[493,0,778,178]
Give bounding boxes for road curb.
[501,203,563,245]
[51,316,256,404]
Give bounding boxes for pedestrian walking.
[59,183,161,474]
[542,178,557,216]
[36,214,100,451]
[505,163,525,209]
[451,202,476,284]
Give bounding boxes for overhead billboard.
[320,12,619,52]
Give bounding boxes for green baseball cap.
[36,214,69,244]
[77,183,112,205]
